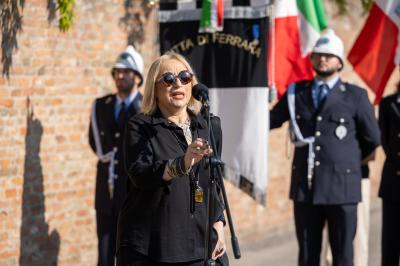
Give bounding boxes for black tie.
[117,102,127,130]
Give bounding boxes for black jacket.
[379,94,400,201]
[89,93,142,214]
[117,110,225,263]
[270,79,380,204]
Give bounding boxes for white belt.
[91,101,117,199]
[287,83,315,189]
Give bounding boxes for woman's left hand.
[211,221,226,260]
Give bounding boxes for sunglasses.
[157,70,193,86]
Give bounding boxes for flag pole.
[268,1,277,103]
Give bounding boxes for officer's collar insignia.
[106,96,112,104]
[340,84,346,92]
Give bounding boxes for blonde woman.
[116,53,228,266]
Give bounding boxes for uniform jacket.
[116,109,226,263]
[270,79,380,204]
[379,93,400,201]
[89,93,142,214]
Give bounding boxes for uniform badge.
[340,84,346,92]
[335,125,347,140]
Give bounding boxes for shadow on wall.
[120,0,153,46]
[0,0,24,77]
[19,97,60,266]
[47,0,57,23]
[1,0,55,78]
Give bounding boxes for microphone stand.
[202,101,241,266]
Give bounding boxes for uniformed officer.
[270,29,380,266]
[322,161,374,266]
[89,45,144,266]
[378,80,400,266]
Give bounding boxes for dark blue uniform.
[89,93,142,266]
[378,93,400,266]
[270,79,380,266]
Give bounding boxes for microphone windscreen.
[192,83,209,101]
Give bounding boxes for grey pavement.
[228,204,381,266]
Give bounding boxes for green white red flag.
[269,0,328,97]
[199,0,224,33]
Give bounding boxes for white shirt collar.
[116,90,138,107]
[314,74,340,90]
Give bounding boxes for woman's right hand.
[183,138,212,170]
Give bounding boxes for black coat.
[117,110,225,263]
[89,93,142,215]
[379,94,400,201]
[270,79,380,204]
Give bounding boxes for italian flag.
[199,0,224,33]
[269,0,328,97]
[348,0,400,104]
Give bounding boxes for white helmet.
[312,29,344,68]
[112,45,144,86]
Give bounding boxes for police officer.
[378,80,400,266]
[322,160,374,266]
[270,29,380,266]
[89,45,144,266]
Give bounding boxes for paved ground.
[228,204,381,266]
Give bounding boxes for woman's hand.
[211,221,226,260]
[183,138,212,170]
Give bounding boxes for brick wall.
[0,1,398,265]
[0,0,158,265]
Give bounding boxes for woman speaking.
[116,53,228,266]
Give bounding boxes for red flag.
[348,0,400,104]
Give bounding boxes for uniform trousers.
[116,247,224,266]
[381,199,400,266]
[322,179,370,266]
[97,210,118,266]
[294,202,357,266]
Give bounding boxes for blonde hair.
[141,52,201,115]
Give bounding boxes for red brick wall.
[0,1,398,265]
[0,1,158,265]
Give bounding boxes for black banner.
[160,18,268,88]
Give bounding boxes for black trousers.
[381,200,400,266]
[294,202,357,266]
[96,211,118,266]
[116,247,226,266]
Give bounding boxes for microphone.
[192,83,209,105]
